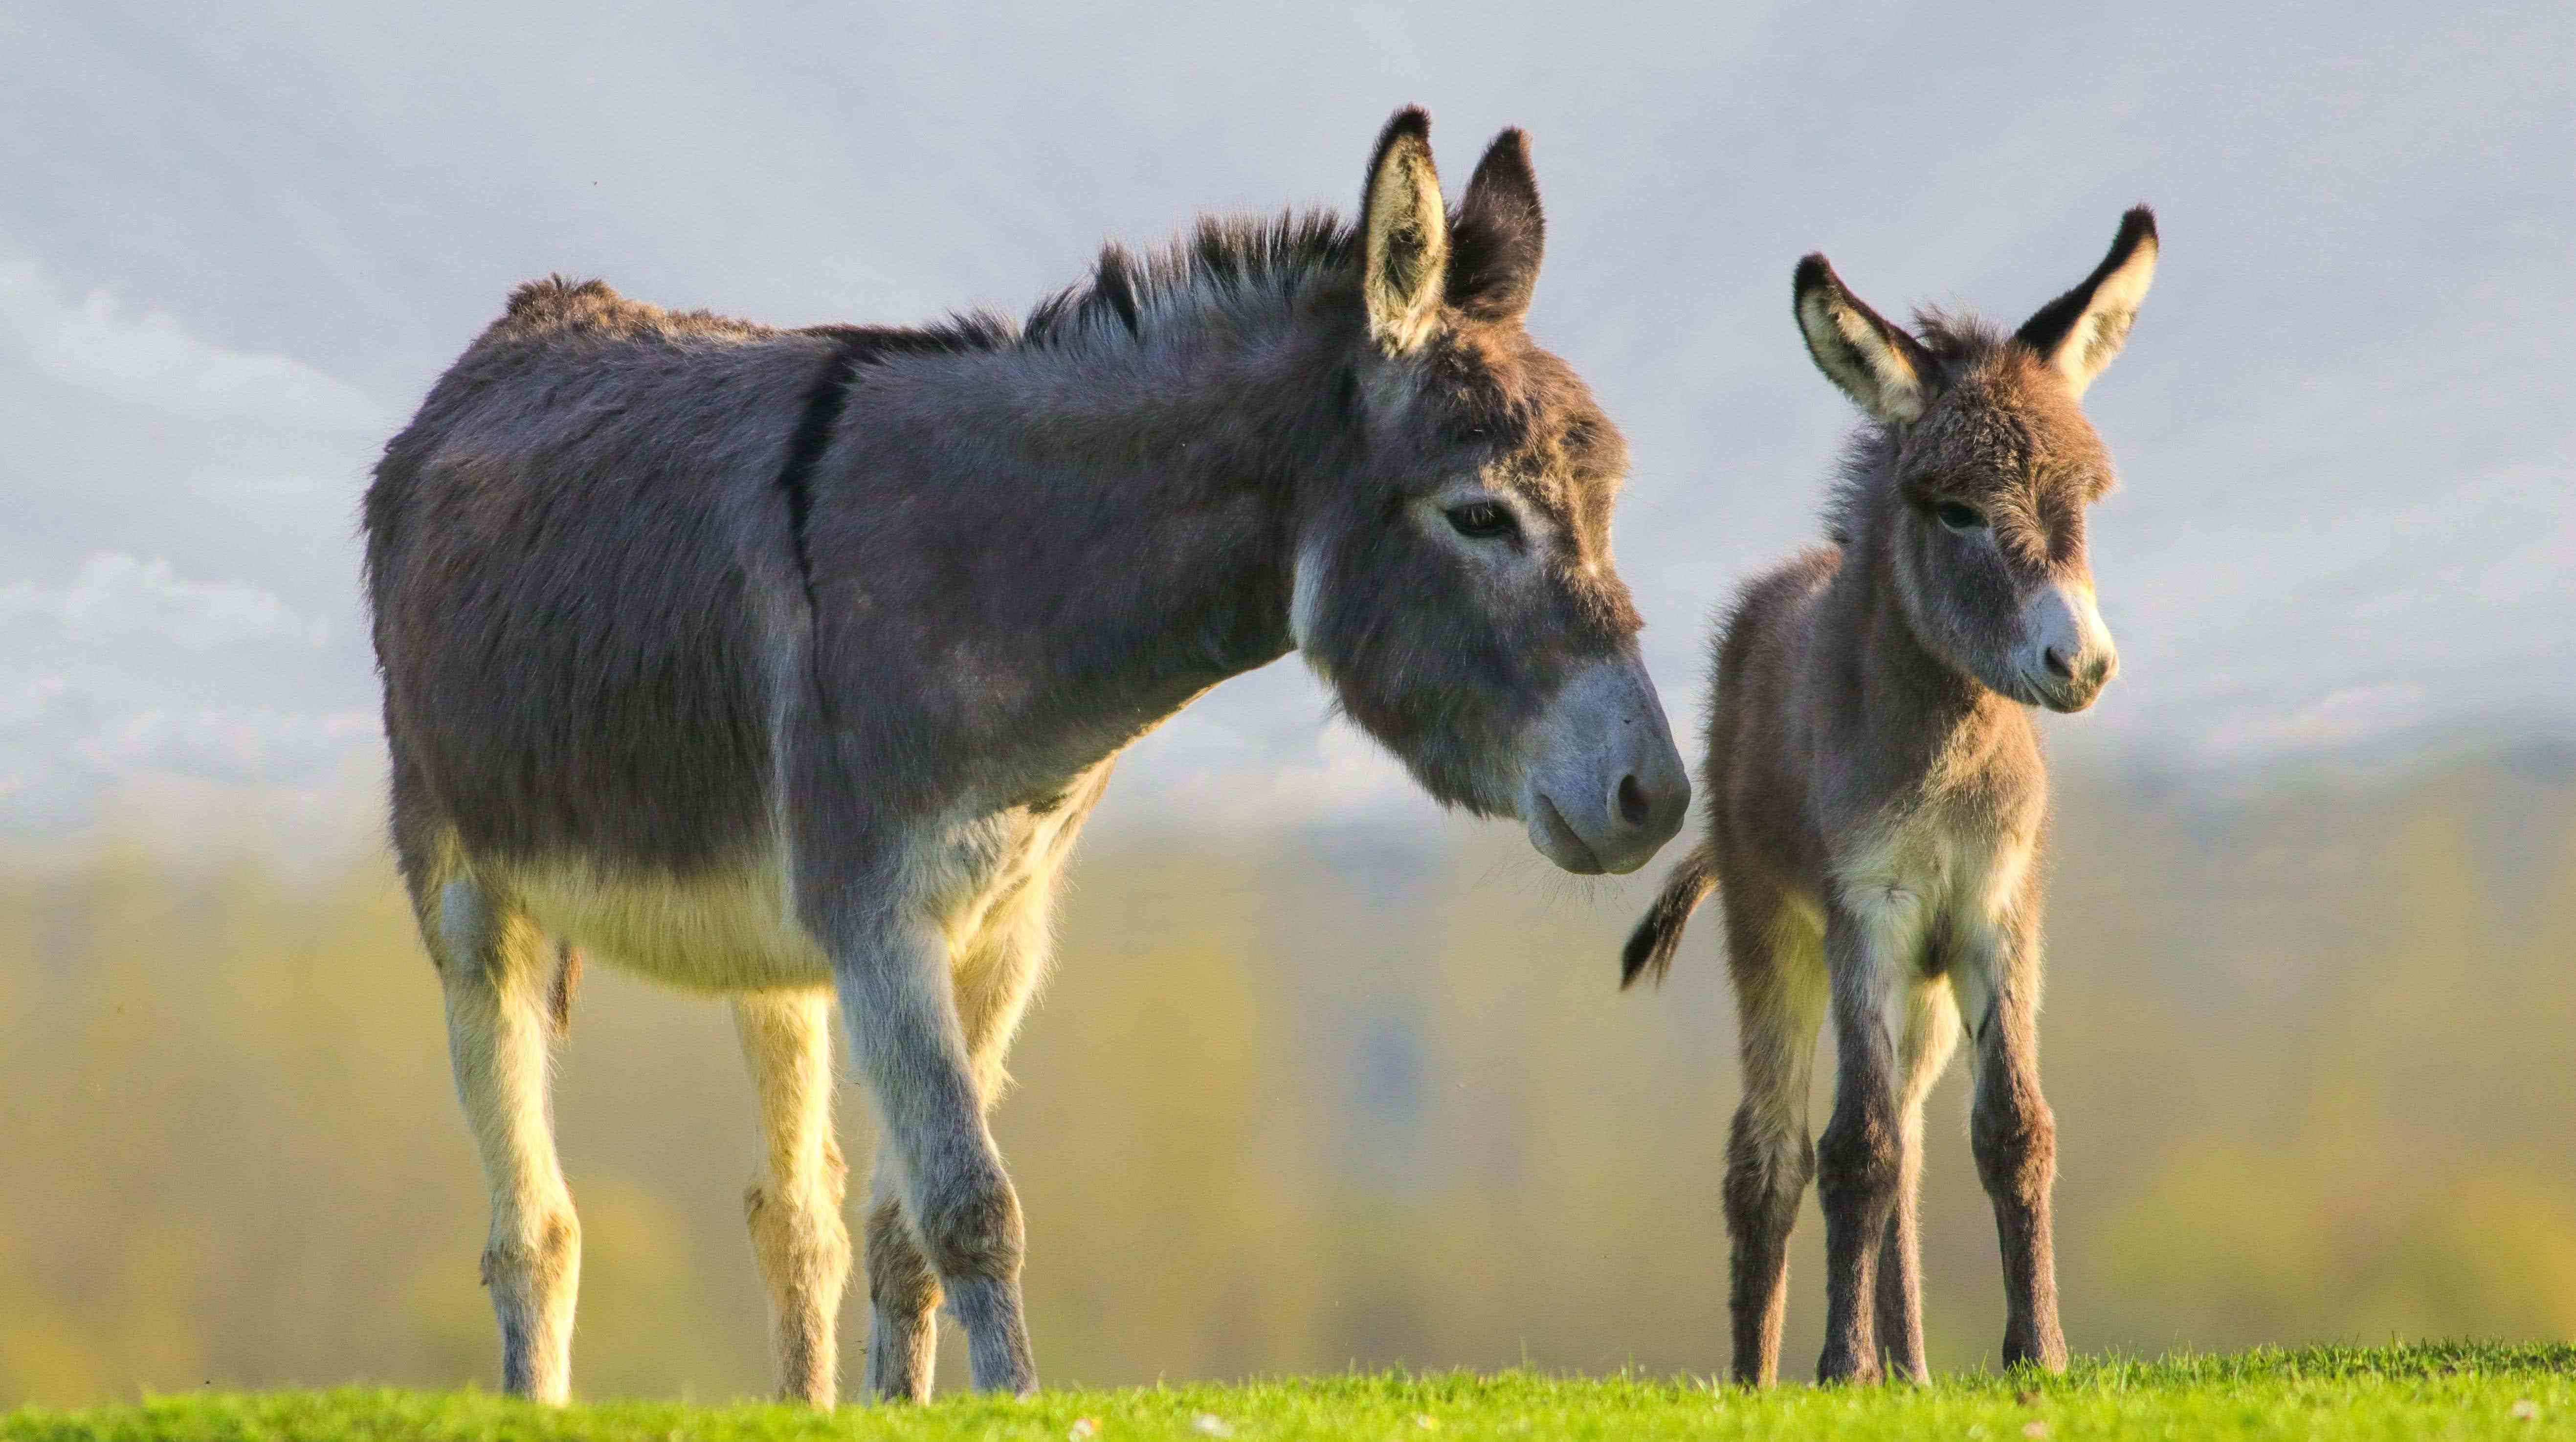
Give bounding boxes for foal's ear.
[1448,129,1544,324]
[1359,106,1450,355]
[2016,206,2158,396]
[1793,254,1935,424]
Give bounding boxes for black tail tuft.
[1621,844,1715,990]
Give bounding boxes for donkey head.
[1292,110,1688,874]
[1793,208,2158,713]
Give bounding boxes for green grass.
[7,1345,2572,1441]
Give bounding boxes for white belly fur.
[498,855,832,992]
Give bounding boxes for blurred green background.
[4,743,2572,1404]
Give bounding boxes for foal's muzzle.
[1519,656,1690,874]
[2018,580,2118,713]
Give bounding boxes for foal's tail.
[1621,843,1714,990]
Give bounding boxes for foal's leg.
[857,878,1058,1401]
[1873,975,1961,1383]
[1813,893,1920,1384]
[1720,888,1826,1386]
[733,988,854,1406]
[1956,904,2068,1372]
[425,877,581,1402]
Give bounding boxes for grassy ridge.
[5,1346,2571,1441]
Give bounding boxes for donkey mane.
[1022,210,1359,347]
[497,209,1363,364]
[501,197,1568,379]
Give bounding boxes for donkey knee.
[482,1208,580,1294]
[1816,1109,1902,1208]
[913,1168,1025,1283]
[1723,1111,1814,1236]
[747,1183,854,1296]
[1972,1096,2057,1202]
[864,1198,941,1317]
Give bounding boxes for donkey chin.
[1510,656,1691,875]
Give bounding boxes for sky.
[2,0,2571,851]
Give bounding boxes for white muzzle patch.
[2017,580,2116,712]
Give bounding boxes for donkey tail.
[548,941,583,1038]
[1622,843,1715,990]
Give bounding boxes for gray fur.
[1625,209,2156,1385]
[366,108,1687,1406]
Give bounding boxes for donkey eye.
[1444,502,1518,541]
[1933,501,1986,532]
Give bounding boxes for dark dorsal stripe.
[777,329,878,604]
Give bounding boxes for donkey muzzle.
[1519,656,1690,874]
[2019,580,2118,712]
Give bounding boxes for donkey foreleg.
[1955,913,2068,1373]
[1813,898,1920,1384]
[1873,976,1961,1383]
[733,988,854,1406]
[855,881,1059,1401]
[828,916,1036,1398]
[430,879,580,1403]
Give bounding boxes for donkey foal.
[1624,209,2159,1384]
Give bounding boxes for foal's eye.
[1933,501,1986,532]
[1444,502,1518,541]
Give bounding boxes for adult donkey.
[366,108,1688,1406]
[1623,210,2157,1384]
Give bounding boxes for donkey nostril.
[1616,774,1651,829]
[2043,646,2075,679]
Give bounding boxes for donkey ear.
[2016,206,2158,396]
[1447,128,1544,323]
[1358,106,1450,355]
[1793,254,1936,423]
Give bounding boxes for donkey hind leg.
[1721,893,1827,1387]
[428,876,581,1402]
[1872,976,1961,1384]
[1958,914,2068,1373]
[734,988,854,1406]
[852,891,1055,1400]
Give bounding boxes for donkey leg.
[1959,911,2068,1373]
[1720,897,1826,1386]
[859,1151,941,1401]
[428,877,580,1402]
[1873,976,1961,1384]
[733,988,854,1406]
[855,878,1057,1401]
[1813,900,1914,1384]
[829,917,1036,1397]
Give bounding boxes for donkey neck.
[811,296,1351,800]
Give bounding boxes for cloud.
[73,704,380,789]
[0,553,333,649]
[0,254,386,431]
[0,677,84,799]
[0,674,383,849]
[0,249,383,838]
